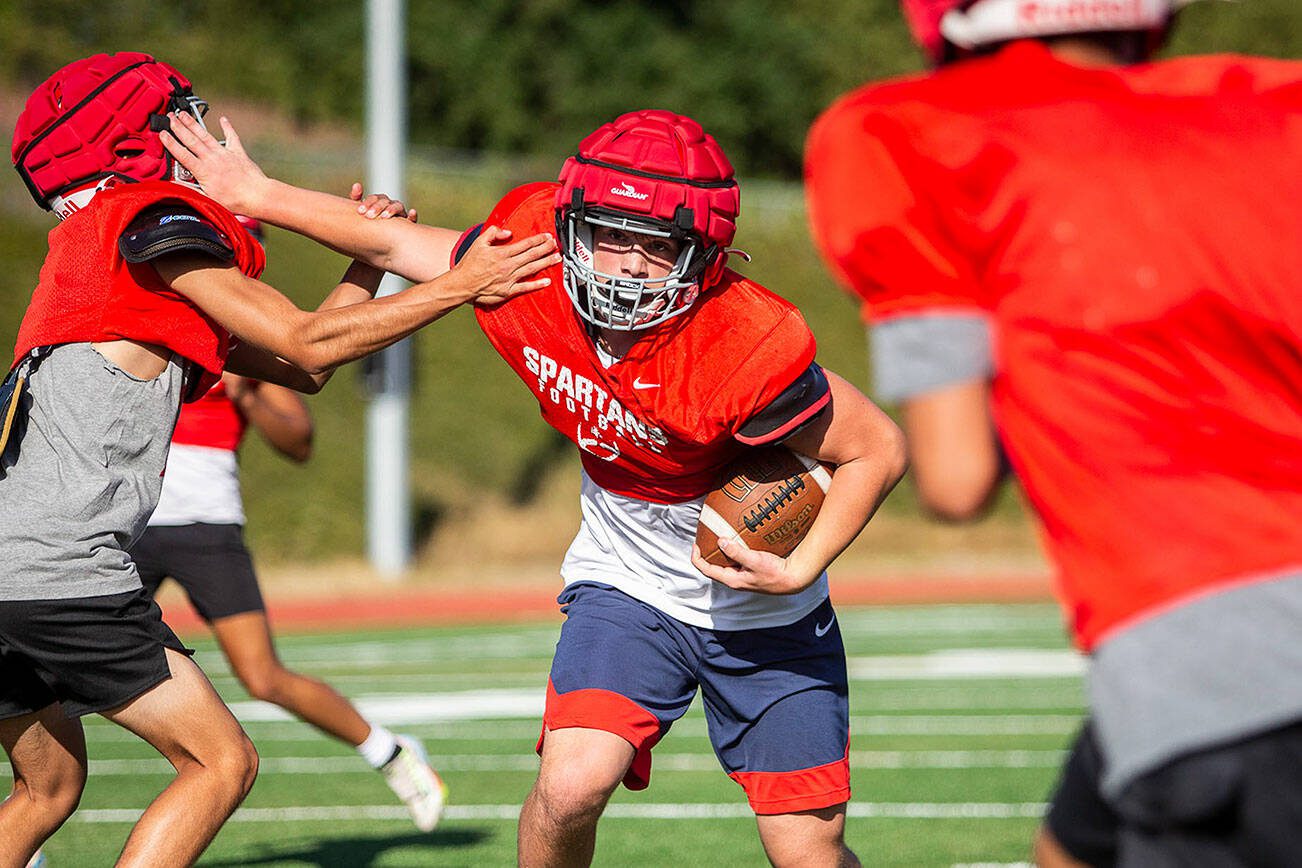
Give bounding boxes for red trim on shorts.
[728,745,851,815]
[536,679,663,790]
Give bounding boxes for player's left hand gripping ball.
[695,446,831,568]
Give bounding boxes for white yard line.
[199,611,1069,669]
[7,749,1065,777]
[187,647,1083,690]
[70,801,1049,823]
[848,649,1083,680]
[81,704,1080,740]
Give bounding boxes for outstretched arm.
[161,112,458,282]
[222,255,395,392]
[692,370,908,595]
[158,225,558,393]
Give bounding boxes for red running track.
[160,574,1055,636]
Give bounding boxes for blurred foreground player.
[131,215,446,832]
[162,107,908,867]
[806,2,1302,864]
[0,52,555,865]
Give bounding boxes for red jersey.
[474,184,818,504]
[171,381,247,452]
[806,43,1302,649]
[14,181,265,398]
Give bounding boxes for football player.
[163,107,908,867]
[1,52,555,865]
[129,211,447,833]
[805,2,1302,864]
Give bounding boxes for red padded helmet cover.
[902,0,1180,64]
[901,0,969,63]
[555,109,739,250]
[12,52,193,208]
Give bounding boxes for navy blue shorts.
[542,582,850,814]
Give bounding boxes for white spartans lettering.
[522,346,669,460]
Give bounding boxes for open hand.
[691,538,814,595]
[160,112,269,215]
[449,226,559,307]
[349,183,417,223]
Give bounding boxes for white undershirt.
[149,443,245,526]
[561,469,829,631]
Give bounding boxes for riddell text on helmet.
[1018,0,1148,27]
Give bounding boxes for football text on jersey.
[522,346,669,460]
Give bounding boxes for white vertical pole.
[365,0,412,577]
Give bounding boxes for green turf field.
[28,603,1082,866]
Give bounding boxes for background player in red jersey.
[130,213,447,833]
[163,107,908,867]
[0,52,555,866]
[806,1,1302,864]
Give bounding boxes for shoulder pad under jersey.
[118,205,235,264]
[737,362,832,446]
[451,223,485,266]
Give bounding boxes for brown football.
[696,446,832,568]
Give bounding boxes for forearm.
[160,228,554,386]
[159,111,458,279]
[785,453,905,584]
[231,385,313,462]
[900,380,1003,521]
[164,260,474,375]
[315,260,387,312]
[783,370,909,587]
[244,178,456,282]
[280,275,472,373]
[238,262,387,393]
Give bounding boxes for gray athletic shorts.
[0,342,185,601]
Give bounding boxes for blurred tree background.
[1,0,1294,178]
[0,1,1295,568]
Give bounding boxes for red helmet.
[555,109,740,331]
[902,0,1184,65]
[12,52,209,212]
[901,0,972,64]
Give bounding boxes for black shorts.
[132,523,265,622]
[0,587,190,719]
[1047,719,1302,867]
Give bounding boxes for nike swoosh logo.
[814,616,836,638]
[632,378,660,390]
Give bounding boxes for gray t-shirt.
[1090,570,1302,799]
[870,312,994,401]
[872,314,1302,797]
[0,343,185,600]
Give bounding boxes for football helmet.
[902,0,1188,65]
[555,109,740,331]
[12,52,210,213]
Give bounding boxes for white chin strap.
[940,0,1187,50]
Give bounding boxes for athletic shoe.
[26,851,47,868]
[381,735,447,832]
